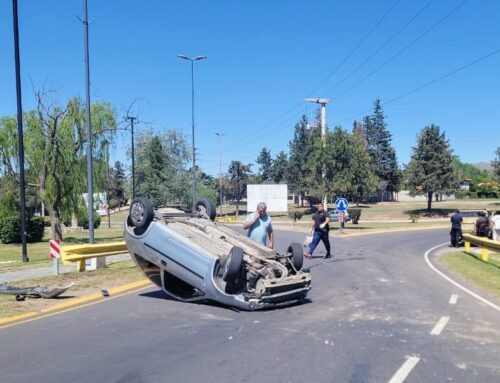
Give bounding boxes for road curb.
[0,279,152,328]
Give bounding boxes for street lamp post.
[215,132,225,216]
[177,54,207,211]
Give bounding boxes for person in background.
[491,210,500,241]
[243,202,274,249]
[475,211,489,237]
[304,203,331,259]
[449,209,463,247]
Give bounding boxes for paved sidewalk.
[0,253,131,283]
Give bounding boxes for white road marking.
[430,316,450,335]
[449,294,458,305]
[388,356,420,383]
[424,243,500,313]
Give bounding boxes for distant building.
[459,178,472,191]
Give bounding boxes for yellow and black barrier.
[462,233,500,263]
[60,241,128,271]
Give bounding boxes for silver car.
[124,198,311,310]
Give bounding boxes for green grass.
[438,251,500,298]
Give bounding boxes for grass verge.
[0,261,146,319]
[437,251,500,299]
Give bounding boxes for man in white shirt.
[491,211,500,241]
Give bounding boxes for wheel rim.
[131,202,145,224]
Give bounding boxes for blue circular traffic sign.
[334,198,349,212]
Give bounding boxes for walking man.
[491,210,500,241]
[450,209,463,247]
[305,203,331,259]
[243,202,274,249]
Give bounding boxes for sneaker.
[324,254,332,259]
[304,253,312,259]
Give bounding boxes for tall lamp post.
[215,132,225,215]
[177,54,207,211]
[12,0,28,262]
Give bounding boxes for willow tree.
[22,95,117,240]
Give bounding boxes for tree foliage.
[256,147,273,182]
[107,161,127,209]
[270,150,289,184]
[0,95,117,240]
[228,160,251,216]
[404,125,455,211]
[363,100,400,200]
[492,147,500,182]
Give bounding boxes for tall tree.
[256,147,273,182]
[270,151,289,184]
[228,160,251,216]
[19,95,116,240]
[492,147,500,182]
[107,161,127,209]
[405,124,455,211]
[288,115,319,206]
[363,99,400,200]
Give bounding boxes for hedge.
[0,215,45,244]
[347,208,362,224]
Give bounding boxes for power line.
[308,0,403,98]
[331,0,469,101]
[336,47,500,124]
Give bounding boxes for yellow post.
[481,247,489,262]
[464,241,470,253]
[77,260,86,272]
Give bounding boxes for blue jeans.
[308,230,331,256]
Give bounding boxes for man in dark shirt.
[304,203,331,259]
[450,210,463,247]
[475,211,489,237]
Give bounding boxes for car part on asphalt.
[124,198,311,310]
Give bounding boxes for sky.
[1,0,499,178]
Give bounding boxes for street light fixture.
[177,54,207,211]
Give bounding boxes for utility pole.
[215,132,225,215]
[82,0,94,243]
[126,116,137,199]
[12,0,28,262]
[305,98,330,207]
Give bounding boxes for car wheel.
[129,197,154,229]
[223,246,244,283]
[195,198,217,221]
[287,243,304,271]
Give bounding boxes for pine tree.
[492,147,500,182]
[270,151,289,184]
[256,147,273,182]
[405,125,455,211]
[107,161,127,209]
[363,99,400,200]
[288,115,319,206]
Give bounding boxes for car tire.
[287,243,303,271]
[195,198,217,221]
[129,197,154,229]
[223,246,244,283]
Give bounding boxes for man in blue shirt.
[243,202,274,249]
[450,209,463,247]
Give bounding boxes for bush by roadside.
[0,215,45,244]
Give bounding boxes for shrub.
[0,215,46,244]
[288,210,304,222]
[409,214,419,223]
[347,208,361,224]
[77,211,101,229]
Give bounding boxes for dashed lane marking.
[430,316,450,335]
[424,243,500,313]
[388,356,420,383]
[449,294,458,305]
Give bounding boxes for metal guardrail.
[60,241,128,271]
[462,233,500,263]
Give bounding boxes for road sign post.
[50,239,61,275]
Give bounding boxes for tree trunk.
[48,206,63,241]
[427,191,433,212]
[235,199,240,217]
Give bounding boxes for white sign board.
[247,184,288,213]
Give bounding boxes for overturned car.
[124,198,311,310]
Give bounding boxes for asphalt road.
[1,229,499,383]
